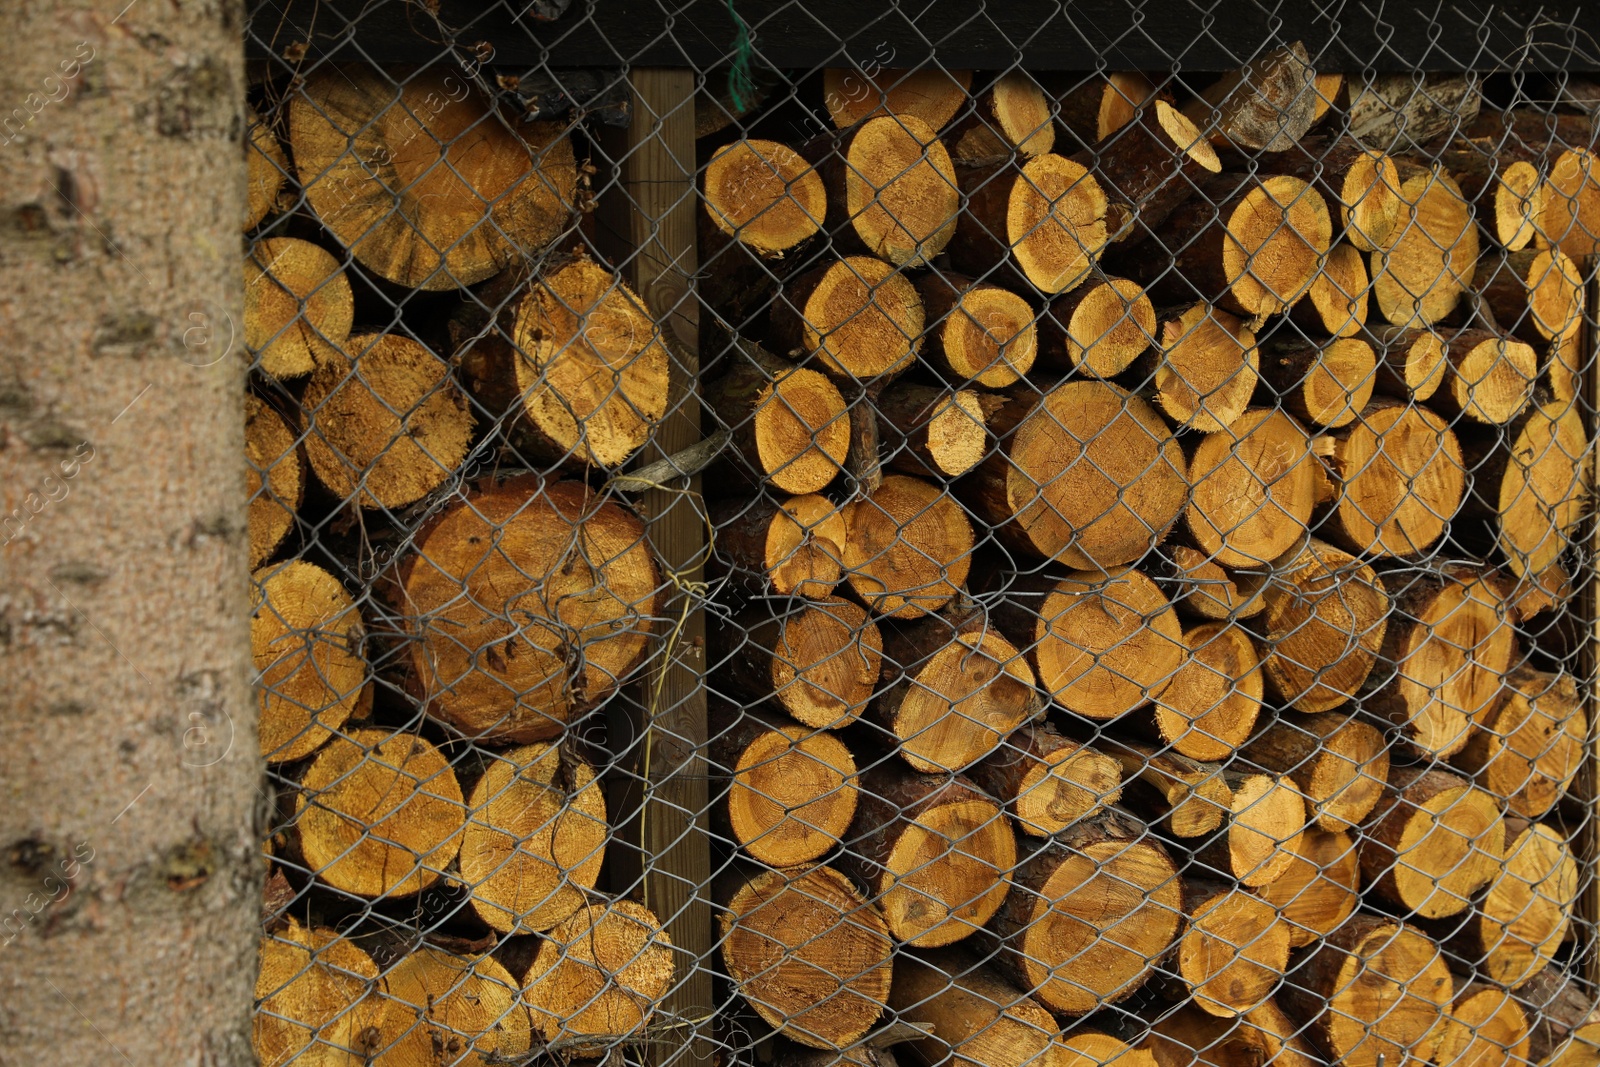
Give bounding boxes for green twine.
[725,0,755,112]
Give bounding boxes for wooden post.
[614,68,714,1064]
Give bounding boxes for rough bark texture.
[0,5,261,1064]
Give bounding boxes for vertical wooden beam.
[617,68,714,1063]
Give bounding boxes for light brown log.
[1438,141,1547,251]
[710,707,859,868]
[1192,772,1309,887]
[1456,667,1584,819]
[704,345,850,495]
[1518,966,1600,1066]
[1139,1000,1320,1067]
[874,611,1040,773]
[373,948,529,1067]
[1144,304,1262,432]
[718,865,894,1049]
[291,65,576,290]
[1258,337,1376,429]
[1186,407,1318,567]
[1277,914,1454,1067]
[1251,828,1360,948]
[1037,275,1156,377]
[1463,396,1590,580]
[1434,983,1531,1067]
[983,809,1183,1015]
[709,494,847,599]
[703,139,826,257]
[244,102,288,232]
[1289,242,1371,337]
[1242,712,1389,831]
[843,475,974,619]
[1259,538,1390,712]
[1175,881,1291,1018]
[950,154,1110,294]
[1089,99,1222,246]
[1255,134,1405,251]
[1148,621,1264,762]
[1058,1031,1157,1067]
[838,765,1016,948]
[914,272,1037,387]
[713,597,883,730]
[1475,248,1586,344]
[1102,739,1234,838]
[253,919,384,1067]
[245,395,304,569]
[1427,327,1539,426]
[244,237,353,379]
[1442,822,1578,990]
[960,380,1187,569]
[823,67,973,131]
[969,723,1122,837]
[1347,72,1482,152]
[827,114,960,267]
[772,256,924,380]
[889,950,1074,1067]
[1467,110,1600,261]
[1164,544,1268,622]
[948,71,1056,161]
[1362,565,1516,758]
[301,332,474,508]
[1182,42,1317,153]
[1311,72,1346,125]
[1057,72,1156,145]
[1369,325,1450,401]
[1358,765,1505,919]
[876,383,988,479]
[1548,326,1584,404]
[396,476,660,742]
[253,561,364,765]
[292,729,465,899]
[523,900,675,1055]
[1370,163,1481,328]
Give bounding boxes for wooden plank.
[615,67,714,1066]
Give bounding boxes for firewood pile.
[243,21,1600,1067]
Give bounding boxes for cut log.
[1439,141,1547,251]
[523,900,674,1055]
[292,728,466,898]
[1362,566,1515,758]
[1258,538,1390,712]
[291,65,577,290]
[1434,983,1531,1067]
[1089,99,1222,246]
[1289,243,1372,338]
[1518,966,1600,1066]
[1186,407,1317,567]
[1191,771,1308,886]
[969,723,1122,837]
[1251,828,1360,949]
[1182,42,1317,153]
[244,102,288,232]
[1139,1000,1319,1067]
[1475,248,1586,344]
[704,345,850,495]
[1103,740,1234,838]
[1369,325,1450,401]
[711,707,859,868]
[301,332,474,509]
[1312,72,1346,124]
[1059,1031,1156,1067]
[1469,110,1600,261]
[713,597,883,730]
[961,380,1187,570]
[1442,821,1578,990]
[822,67,973,131]
[1548,326,1584,404]
[1427,327,1539,426]
[984,809,1183,1015]
[703,138,827,257]
[718,865,894,1049]
[1148,621,1264,762]
[1144,304,1262,432]
[1370,163,1481,328]
[889,950,1073,1067]
[950,154,1110,294]
[396,476,660,742]
[873,611,1040,773]
[244,237,353,379]
[1057,72,1156,146]
[948,71,1055,161]
[771,256,924,380]
[1164,544,1268,622]
[1347,72,1482,152]
[709,494,848,599]
[877,383,988,479]
[459,742,607,934]
[373,949,529,1067]
[253,919,383,1067]
[1359,765,1505,919]
[843,474,974,619]
[1256,135,1405,251]
[839,765,1016,948]
[1456,667,1584,819]
[1471,397,1591,581]
[1175,881,1291,1018]
[253,561,365,765]
[826,114,960,267]
[1242,713,1390,831]
[1037,275,1156,377]
[246,395,305,569]
[1258,336,1376,429]
[996,566,1184,720]
[914,272,1037,387]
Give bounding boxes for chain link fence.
[242,3,1600,1067]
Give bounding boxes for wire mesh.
[243,4,1600,1067]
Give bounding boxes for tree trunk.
[1438,142,1546,251]
[1347,72,1482,152]
[1035,275,1156,377]
[1369,162,1481,328]
[814,115,960,267]
[1184,406,1318,567]
[888,949,1070,1067]
[1455,667,1585,819]
[1288,242,1371,337]
[710,597,883,730]
[1101,739,1235,838]
[821,66,972,131]
[1250,828,1360,948]
[252,561,365,765]
[1426,326,1539,426]
[702,138,826,258]
[1358,765,1506,919]
[1056,72,1155,146]
[1162,543,1268,621]
[1174,880,1292,1018]
[1252,134,1405,250]
[876,382,990,479]
[842,474,974,619]
[1241,712,1389,831]
[968,722,1122,837]
[1474,248,1585,344]
[913,271,1037,387]
[1368,324,1451,401]
[1140,304,1262,432]
[707,494,847,599]
[1258,336,1376,428]
[1190,772,1309,887]
[243,236,353,379]
[1257,538,1391,712]
[1466,109,1600,261]
[1,7,260,1057]
[769,255,924,381]
[1139,1000,1319,1067]
[702,342,850,495]
[371,946,532,1067]
[245,395,305,568]
[1086,98,1221,247]
[946,71,1055,160]
[948,154,1110,294]
[1182,42,1318,152]
[1144,621,1264,762]
[253,920,385,1066]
